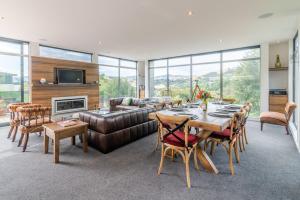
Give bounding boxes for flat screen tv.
[55,68,85,84]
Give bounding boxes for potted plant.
[196,89,212,112]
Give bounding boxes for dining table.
[149,103,236,174]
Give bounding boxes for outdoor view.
[0,40,29,123]
[99,56,137,107]
[149,47,261,116]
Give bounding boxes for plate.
[208,112,232,118]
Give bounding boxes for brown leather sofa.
[109,97,145,111]
[79,108,157,153]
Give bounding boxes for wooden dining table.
[149,103,232,174]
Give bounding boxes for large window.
[149,46,261,116]
[40,45,92,63]
[99,56,137,107]
[0,38,29,125]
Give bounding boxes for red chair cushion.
[163,131,200,147]
[211,128,231,138]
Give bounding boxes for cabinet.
[269,95,288,113]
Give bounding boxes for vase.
[275,54,282,68]
[202,99,208,112]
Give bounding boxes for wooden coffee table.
[43,120,88,163]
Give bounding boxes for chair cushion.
[260,112,287,125]
[211,128,231,138]
[163,131,200,147]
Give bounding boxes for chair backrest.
[18,106,51,127]
[156,112,190,147]
[229,109,246,139]
[284,102,297,122]
[7,102,32,120]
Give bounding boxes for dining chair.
[156,113,200,188]
[7,102,32,141]
[239,102,252,152]
[222,98,236,104]
[205,109,246,175]
[260,102,296,135]
[17,106,52,152]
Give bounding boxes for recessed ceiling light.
[219,39,223,43]
[258,12,274,19]
[98,41,102,46]
[1,16,4,20]
[187,11,193,16]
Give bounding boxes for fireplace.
[52,96,88,115]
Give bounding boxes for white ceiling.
[0,0,300,60]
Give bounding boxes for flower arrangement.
[196,89,212,101]
[196,89,212,111]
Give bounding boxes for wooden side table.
[43,120,88,163]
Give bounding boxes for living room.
[1,0,300,199]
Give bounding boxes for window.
[98,56,137,107]
[0,38,29,125]
[149,46,261,116]
[40,45,92,63]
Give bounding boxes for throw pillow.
[121,97,132,106]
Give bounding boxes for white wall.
[260,43,269,112]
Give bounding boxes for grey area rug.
[0,121,300,200]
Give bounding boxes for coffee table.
[43,120,88,163]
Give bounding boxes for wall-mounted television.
[55,68,86,84]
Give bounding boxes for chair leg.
[238,135,243,152]
[194,148,200,171]
[285,126,289,135]
[185,150,191,188]
[22,133,29,152]
[260,122,263,131]
[244,126,248,144]
[11,126,18,142]
[228,145,234,176]
[157,144,165,175]
[210,141,216,156]
[234,142,240,163]
[18,133,24,147]
[7,125,14,138]
[241,132,245,151]
[155,129,160,151]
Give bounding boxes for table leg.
[44,130,49,154]
[82,127,88,153]
[54,137,60,163]
[197,130,219,174]
[71,136,76,145]
[197,146,219,174]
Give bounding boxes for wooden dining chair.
[17,106,52,152]
[156,113,200,188]
[7,102,32,142]
[222,98,236,104]
[239,102,252,152]
[205,109,246,175]
[260,102,296,135]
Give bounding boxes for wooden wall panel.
[31,56,99,110]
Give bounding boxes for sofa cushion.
[260,112,287,125]
[131,98,140,106]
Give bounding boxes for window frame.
[0,37,29,126]
[39,45,93,63]
[98,55,138,106]
[148,45,261,100]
